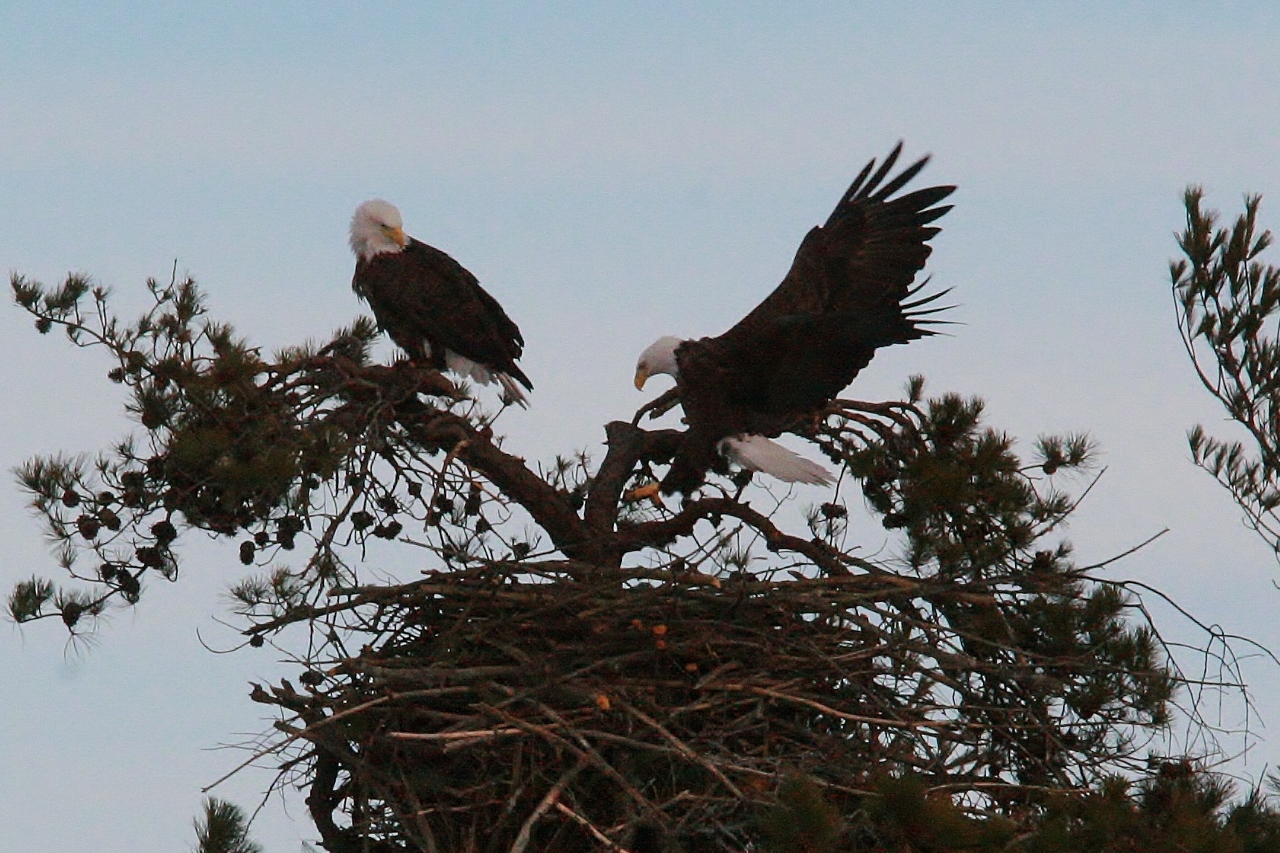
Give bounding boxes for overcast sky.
[4,3,1280,851]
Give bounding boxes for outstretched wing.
[732,142,955,331]
[357,239,532,390]
[696,143,952,413]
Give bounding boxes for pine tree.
[8,270,1266,850]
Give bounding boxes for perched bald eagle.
[633,144,954,496]
[349,199,533,406]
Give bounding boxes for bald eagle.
[349,200,533,407]
[633,144,954,496]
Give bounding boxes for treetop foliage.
[1173,188,1280,559]
[192,797,263,853]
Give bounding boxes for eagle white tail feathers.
[443,350,530,408]
[496,372,530,409]
[718,435,834,486]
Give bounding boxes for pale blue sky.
[4,3,1280,850]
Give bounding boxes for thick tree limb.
[583,421,681,542]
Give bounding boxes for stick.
[554,802,632,852]
[387,727,527,742]
[509,759,585,853]
[615,698,745,800]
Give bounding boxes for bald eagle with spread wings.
[349,200,533,407]
[632,143,954,497]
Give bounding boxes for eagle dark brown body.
[352,239,532,392]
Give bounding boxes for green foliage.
[191,797,262,853]
[1027,761,1280,853]
[832,390,1173,789]
[9,271,387,627]
[1173,188,1280,555]
[853,773,1015,851]
[755,766,1280,853]
[7,577,54,623]
[847,392,1091,575]
[760,775,843,852]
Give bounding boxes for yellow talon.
[623,482,665,508]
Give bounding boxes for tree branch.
[615,496,855,575]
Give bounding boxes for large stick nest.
[255,562,992,852]
[252,555,1111,845]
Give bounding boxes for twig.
[509,759,586,853]
[708,683,960,732]
[387,727,527,742]
[554,801,632,852]
[614,697,746,800]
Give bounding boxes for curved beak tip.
[633,370,649,391]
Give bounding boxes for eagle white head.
[350,199,408,261]
[634,336,683,390]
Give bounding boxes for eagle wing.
[702,143,953,413]
[733,142,955,329]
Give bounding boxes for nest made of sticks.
[253,562,1086,852]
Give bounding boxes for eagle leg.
[632,387,682,425]
[790,408,828,439]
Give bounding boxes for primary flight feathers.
[349,199,533,407]
[633,142,955,495]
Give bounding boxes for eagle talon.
[632,387,682,425]
[649,399,680,420]
[623,482,665,508]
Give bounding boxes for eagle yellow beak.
[634,367,650,391]
[382,225,408,247]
